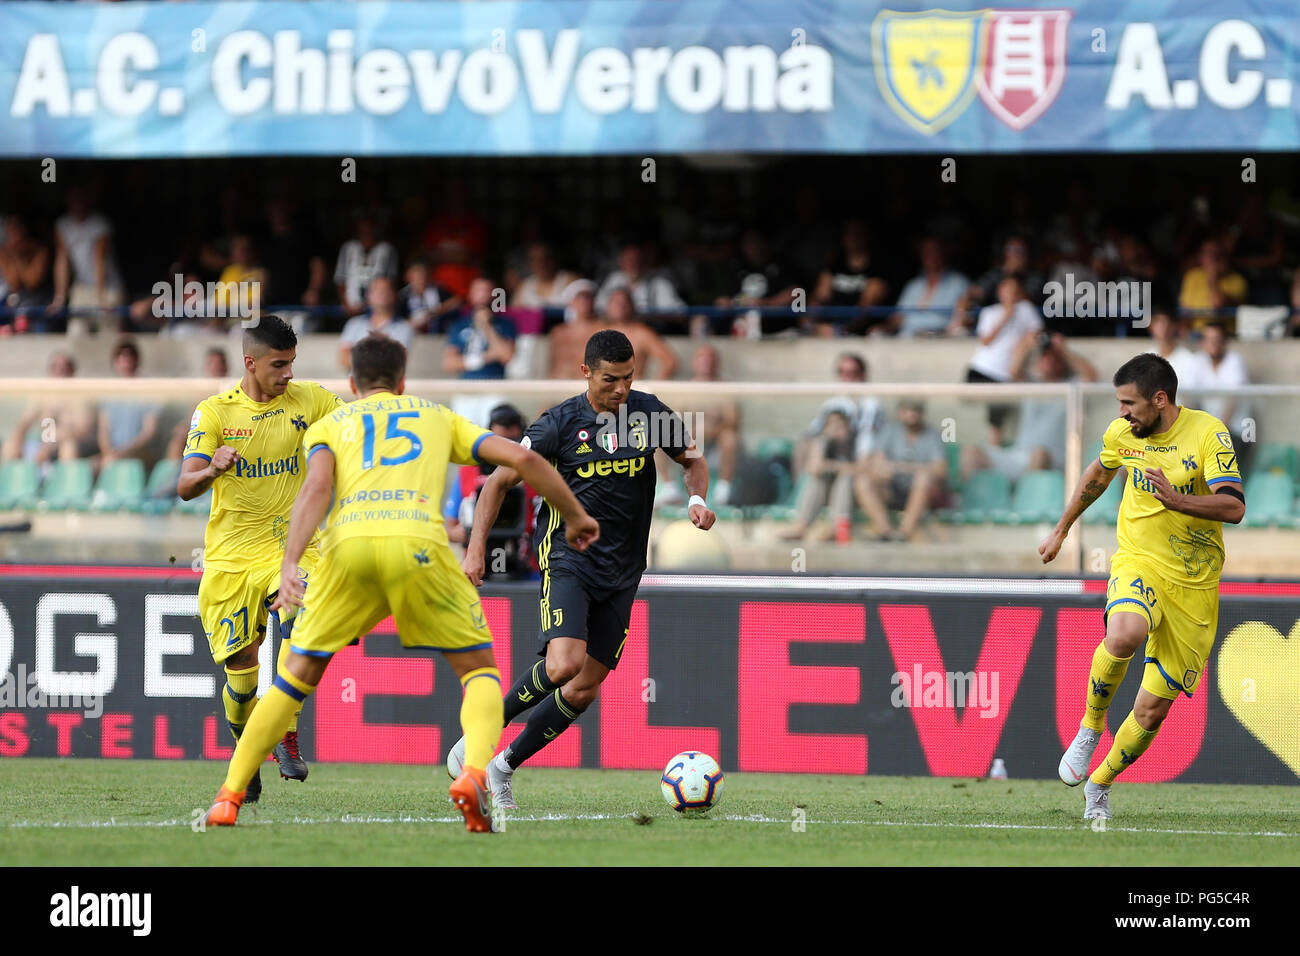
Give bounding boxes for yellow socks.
[459,667,503,772]
[223,667,315,793]
[276,637,302,734]
[222,664,259,740]
[1082,642,1132,733]
[1091,711,1158,786]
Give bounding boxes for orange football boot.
[205,785,245,827]
[449,767,495,833]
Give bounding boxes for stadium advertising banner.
[3,0,1300,157]
[0,567,1296,786]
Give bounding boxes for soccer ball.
[660,751,724,813]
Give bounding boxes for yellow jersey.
[184,380,344,571]
[1098,406,1242,589]
[302,392,490,552]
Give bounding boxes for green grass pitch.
[1,759,1296,866]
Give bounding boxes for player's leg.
[207,647,331,826]
[500,570,589,723]
[201,569,267,802]
[206,542,383,825]
[267,560,313,781]
[442,647,503,833]
[1085,583,1214,820]
[1059,563,1158,785]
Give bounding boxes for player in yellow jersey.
[203,335,599,833]
[1039,353,1244,821]
[178,315,343,802]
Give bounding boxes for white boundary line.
[639,574,1088,595]
[3,813,1294,838]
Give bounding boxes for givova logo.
[50,886,151,936]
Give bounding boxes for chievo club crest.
[600,433,618,453]
[872,8,1071,135]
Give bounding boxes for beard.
[1128,416,1157,438]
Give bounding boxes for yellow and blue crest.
[873,9,986,135]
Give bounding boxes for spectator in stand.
[338,276,412,371]
[603,288,678,380]
[687,344,740,505]
[887,236,970,337]
[443,403,532,549]
[780,409,857,543]
[1290,269,1300,336]
[1145,307,1197,384]
[263,198,330,314]
[853,399,948,542]
[595,243,685,323]
[204,347,229,380]
[796,353,884,481]
[1182,322,1251,460]
[422,177,487,299]
[443,276,518,380]
[1225,192,1285,305]
[547,279,602,379]
[812,219,889,336]
[0,214,51,326]
[400,258,459,333]
[954,234,1044,332]
[1179,239,1246,333]
[961,333,1097,482]
[50,185,127,335]
[2,351,95,467]
[512,242,579,310]
[964,273,1044,440]
[715,228,799,336]
[334,215,398,318]
[211,234,267,323]
[97,340,160,469]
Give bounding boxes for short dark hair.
[111,339,139,364]
[243,314,296,355]
[1203,321,1230,337]
[837,353,867,378]
[488,404,525,430]
[584,329,634,369]
[1114,352,1177,404]
[351,334,406,392]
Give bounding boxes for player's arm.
[1038,457,1119,563]
[463,462,522,573]
[178,445,239,499]
[269,446,334,612]
[1145,470,1245,524]
[675,444,717,531]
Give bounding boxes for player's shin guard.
[222,663,259,740]
[505,688,585,769]
[223,667,316,793]
[1082,642,1132,733]
[501,660,563,723]
[273,622,303,733]
[1090,711,1158,786]
[459,667,503,771]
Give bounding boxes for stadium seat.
[176,489,213,517]
[1082,468,1126,525]
[944,442,962,494]
[0,460,40,511]
[91,459,146,512]
[1252,442,1298,490]
[753,437,794,464]
[1001,470,1065,525]
[1243,473,1295,528]
[138,460,181,514]
[38,460,93,511]
[949,470,1011,524]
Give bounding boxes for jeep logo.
[576,457,647,479]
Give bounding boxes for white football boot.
[445,736,466,779]
[488,752,518,810]
[1083,780,1112,821]
[1058,724,1101,786]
